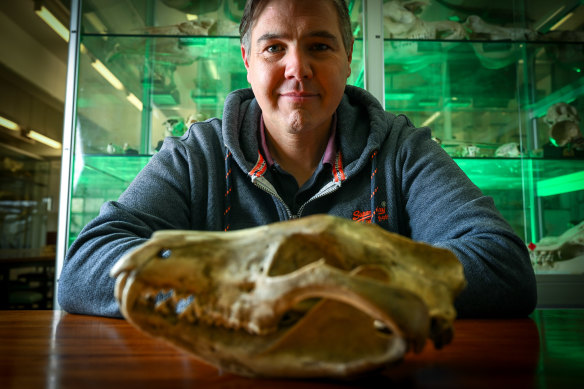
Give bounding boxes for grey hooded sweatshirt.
[58,86,537,318]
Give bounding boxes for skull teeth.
[138,288,251,330]
[141,289,198,323]
[154,298,175,315]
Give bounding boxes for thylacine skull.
[111,214,466,378]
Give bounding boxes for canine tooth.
[155,297,176,316]
[179,304,198,323]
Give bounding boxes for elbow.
[56,273,81,314]
[56,264,122,318]
[56,281,74,313]
[455,269,537,318]
[517,271,538,316]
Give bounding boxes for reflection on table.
[1,309,584,388]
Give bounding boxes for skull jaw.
[115,271,424,378]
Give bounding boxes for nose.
[284,46,313,81]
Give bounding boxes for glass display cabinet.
[57,0,584,307]
[0,159,53,249]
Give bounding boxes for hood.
[221,85,392,180]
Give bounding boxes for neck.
[265,121,331,187]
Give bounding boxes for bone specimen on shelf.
[383,1,466,40]
[495,142,521,158]
[530,221,584,269]
[545,102,581,126]
[140,17,239,37]
[111,214,466,378]
[544,102,583,148]
[141,18,215,35]
[463,15,538,41]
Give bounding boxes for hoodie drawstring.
[370,150,379,224]
[224,149,233,231]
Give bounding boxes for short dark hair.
[239,0,353,56]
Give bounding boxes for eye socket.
[157,249,171,259]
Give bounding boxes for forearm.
[58,140,197,316]
[57,202,160,317]
[400,131,536,317]
[408,182,537,317]
[437,232,536,318]
[58,234,143,317]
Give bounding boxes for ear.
[346,38,354,78]
[241,45,252,83]
[241,45,249,68]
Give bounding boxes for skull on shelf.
[383,1,466,40]
[544,102,583,148]
[529,221,584,269]
[111,215,466,378]
[545,102,580,127]
[463,15,538,41]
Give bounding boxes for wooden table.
[1,309,583,388]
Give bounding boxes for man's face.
[241,0,353,136]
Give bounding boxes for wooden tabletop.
[1,309,583,388]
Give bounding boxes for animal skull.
[383,1,466,40]
[463,15,538,41]
[545,102,580,127]
[544,102,583,148]
[111,215,466,378]
[529,221,584,269]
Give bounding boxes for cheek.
[326,71,348,97]
[253,69,280,99]
[248,62,269,86]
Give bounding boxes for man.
[58,0,537,318]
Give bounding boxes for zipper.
[252,176,341,220]
[252,177,294,219]
[296,181,341,217]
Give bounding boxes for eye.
[266,44,284,53]
[311,43,331,51]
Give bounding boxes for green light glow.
[385,92,415,100]
[455,159,523,190]
[537,171,584,197]
[532,310,584,387]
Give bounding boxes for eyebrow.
[256,30,340,45]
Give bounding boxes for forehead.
[251,0,341,39]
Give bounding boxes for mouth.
[280,91,319,102]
